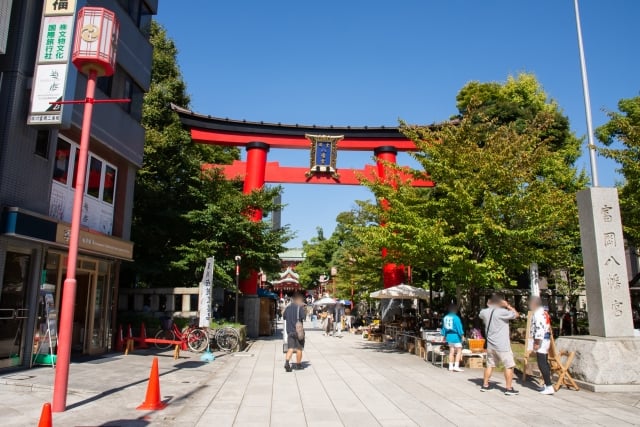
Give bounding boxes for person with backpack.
[441,304,465,372]
[284,293,306,372]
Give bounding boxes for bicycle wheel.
[216,327,240,352]
[154,329,175,350]
[187,328,209,352]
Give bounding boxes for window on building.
[121,74,144,122]
[103,165,116,204]
[35,130,50,159]
[87,156,103,199]
[71,148,79,189]
[96,75,113,97]
[138,3,153,37]
[53,138,71,184]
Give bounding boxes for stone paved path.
[2,327,640,426]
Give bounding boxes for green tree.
[330,203,384,299]
[128,22,287,287]
[294,227,339,289]
[597,95,640,246]
[359,74,585,303]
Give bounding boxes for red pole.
[52,69,98,412]
[374,146,405,288]
[240,142,269,294]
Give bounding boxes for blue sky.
[156,0,639,247]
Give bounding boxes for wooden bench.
[521,312,579,392]
[124,337,183,360]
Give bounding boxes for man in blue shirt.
[442,304,465,372]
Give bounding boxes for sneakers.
[292,363,303,371]
[540,386,555,395]
[284,361,292,372]
[504,388,519,396]
[480,385,492,392]
[452,367,464,372]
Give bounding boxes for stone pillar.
[556,187,640,392]
[181,294,190,313]
[240,141,269,295]
[577,187,634,337]
[374,146,405,288]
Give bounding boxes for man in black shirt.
[284,293,305,372]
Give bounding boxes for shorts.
[287,333,305,350]
[447,342,463,348]
[486,348,516,369]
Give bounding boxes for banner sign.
[530,262,540,297]
[28,0,78,125]
[198,257,215,328]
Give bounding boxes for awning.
[2,207,134,260]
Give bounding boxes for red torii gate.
[172,104,433,296]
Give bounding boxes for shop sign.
[38,15,73,63]
[28,0,78,125]
[55,224,133,260]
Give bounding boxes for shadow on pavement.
[356,342,409,354]
[66,356,216,411]
[100,417,150,426]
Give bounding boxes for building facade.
[0,0,157,369]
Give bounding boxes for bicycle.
[214,326,240,352]
[155,317,209,353]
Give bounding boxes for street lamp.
[234,256,241,322]
[52,8,122,413]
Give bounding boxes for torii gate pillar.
[375,146,406,288]
[240,142,270,295]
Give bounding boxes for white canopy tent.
[370,284,430,300]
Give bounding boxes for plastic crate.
[468,339,485,353]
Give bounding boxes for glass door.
[0,252,31,369]
[89,272,109,353]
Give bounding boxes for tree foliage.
[128,22,289,288]
[358,74,585,297]
[294,203,383,299]
[597,95,640,246]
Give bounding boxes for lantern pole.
[51,7,125,412]
[52,68,98,412]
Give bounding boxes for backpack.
[295,305,305,340]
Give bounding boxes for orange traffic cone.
[37,402,52,427]
[139,323,149,349]
[115,324,124,352]
[136,357,167,411]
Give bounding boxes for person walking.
[284,293,306,372]
[479,294,519,395]
[441,304,465,372]
[529,296,554,395]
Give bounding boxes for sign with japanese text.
[28,0,78,125]
[305,134,342,180]
[38,15,73,63]
[577,187,634,337]
[198,257,215,328]
[44,0,76,16]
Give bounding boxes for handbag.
[483,309,495,349]
[295,305,305,340]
